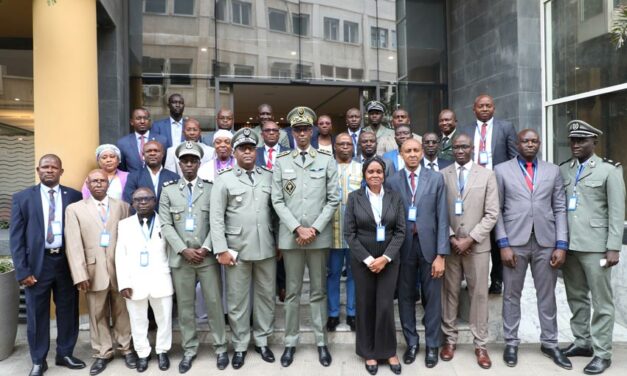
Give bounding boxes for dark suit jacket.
[255,145,291,168]
[10,184,82,280]
[122,167,180,207]
[386,168,450,263]
[117,132,168,173]
[421,157,453,171]
[152,117,186,149]
[344,187,406,262]
[461,118,518,167]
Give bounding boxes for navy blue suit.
[152,117,186,149]
[122,167,180,208]
[10,184,82,363]
[116,131,168,173]
[386,168,450,348]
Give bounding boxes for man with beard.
[152,93,187,149]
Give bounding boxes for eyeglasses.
[336,142,353,147]
[132,196,156,203]
[423,140,439,145]
[452,145,472,150]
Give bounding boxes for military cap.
[175,140,204,159]
[567,119,603,138]
[287,106,316,128]
[232,127,258,149]
[366,100,386,113]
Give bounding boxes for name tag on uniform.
[100,231,110,247]
[454,199,463,215]
[479,151,489,165]
[51,221,62,236]
[376,225,385,242]
[185,217,195,232]
[568,196,578,211]
[407,206,417,221]
[140,249,149,267]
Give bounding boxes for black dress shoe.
[389,362,402,375]
[488,280,502,294]
[29,361,48,376]
[318,345,332,367]
[232,351,247,369]
[124,352,139,369]
[403,345,418,364]
[365,362,378,375]
[157,353,170,371]
[503,345,518,367]
[561,343,594,357]
[541,345,572,370]
[178,355,196,374]
[583,356,611,375]
[425,347,438,368]
[346,316,356,331]
[326,316,340,332]
[55,355,86,369]
[90,358,112,376]
[280,347,296,367]
[254,346,275,362]
[137,356,150,373]
[216,352,229,370]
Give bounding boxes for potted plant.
[0,257,19,360]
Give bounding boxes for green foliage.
[0,258,14,274]
[610,5,627,49]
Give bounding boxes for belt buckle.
[49,248,60,254]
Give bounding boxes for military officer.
[210,128,278,369]
[159,141,228,373]
[559,120,625,375]
[271,106,340,367]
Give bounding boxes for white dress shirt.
[424,157,440,171]
[135,131,151,156]
[473,117,494,170]
[148,166,162,194]
[362,186,392,265]
[170,117,183,146]
[264,144,281,165]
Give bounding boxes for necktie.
[300,151,307,163]
[267,148,274,169]
[246,170,255,184]
[442,136,449,147]
[479,123,488,165]
[142,217,149,238]
[525,162,534,191]
[139,135,145,160]
[98,202,107,224]
[428,162,435,170]
[46,189,55,244]
[351,133,358,156]
[187,182,193,197]
[458,166,465,195]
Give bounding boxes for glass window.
[351,68,363,80]
[216,0,227,21]
[296,64,312,79]
[270,62,291,79]
[142,56,165,85]
[234,64,254,77]
[170,59,193,85]
[391,29,397,49]
[145,0,166,14]
[371,27,388,48]
[336,67,349,79]
[344,21,359,43]
[214,61,230,76]
[173,0,194,16]
[269,9,287,32]
[232,1,251,26]
[324,17,340,41]
[292,14,309,36]
[321,64,334,78]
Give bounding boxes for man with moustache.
[439,134,499,369]
[358,131,395,177]
[386,139,449,368]
[159,141,228,372]
[117,107,168,173]
[204,108,235,145]
[494,129,571,369]
[377,108,422,155]
[10,154,85,376]
[251,103,291,149]
[421,132,453,172]
[256,120,289,170]
[437,109,458,161]
[165,118,215,175]
[65,169,136,375]
[152,93,187,149]
[345,107,363,158]
[211,128,278,369]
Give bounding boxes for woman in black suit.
[344,157,406,375]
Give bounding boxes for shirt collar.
[170,117,182,125]
[425,157,439,165]
[443,129,456,139]
[135,131,149,139]
[40,184,60,195]
[476,117,494,127]
[517,156,537,167]
[366,185,385,198]
[184,177,198,187]
[138,212,156,226]
[455,160,473,170]
[404,165,421,177]
[91,195,109,207]
[265,144,279,152]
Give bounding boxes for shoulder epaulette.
[259,165,272,172]
[218,167,233,175]
[277,150,291,158]
[559,158,572,166]
[317,148,332,156]
[163,180,178,187]
[603,157,621,167]
[201,179,212,183]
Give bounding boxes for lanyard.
[186,184,194,213]
[475,123,488,145]
[407,171,418,203]
[517,160,537,189]
[573,163,586,192]
[98,203,110,226]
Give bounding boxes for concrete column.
[33,0,99,190]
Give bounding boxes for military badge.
[284,180,296,195]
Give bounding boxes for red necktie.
[479,123,487,165]
[267,148,274,169]
[525,162,534,192]
[409,172,417,234]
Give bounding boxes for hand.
[500,247,517,268]
[76,280,91,291]
[217,252,236,266]
[181,248,204,264]
[550,249,566,269]
[295,226,316,244]
[449,237,460,254]
[605,250,620,268]
[431,255,445,278]
[120,288,133,299]
[368,256,388,274]
[456,237,475,256]
[19,275,37,287]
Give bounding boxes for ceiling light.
[249,117,253,120]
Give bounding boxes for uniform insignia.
[202,179,211,183]
[243,128,251,136]
[310,149,317,158]
[259,165,272,172]
[277,150,291,158]
[185,141,194,149]
[317,148,332,156]
[572,122,580,130]
[559,158,572,166]
[284,180,296,195]
[298,107,305,116]
[218,167,233,175]
[603,157,621,167]
[163,180,178,187]
[174,214,181,221]
[291,150,299,158]
[235,196,243,202]
[590,160,596,168]
[255,166,263,174]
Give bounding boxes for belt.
[45,247,63,255]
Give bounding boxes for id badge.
[185,217,195,232]
[99,231,110,247]
[140,249,149,267]
[51,221,62,236]
[567,195,578,211]
[376,225,385,242]
[407,206,417,221]
[454,199,463,215]
[479,151,489,165]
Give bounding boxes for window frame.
[268,8,288,32]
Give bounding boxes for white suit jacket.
[115,214,173,300]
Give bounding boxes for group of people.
[9,92,625,376]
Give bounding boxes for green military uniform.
[210,128,278,352]
[159,141,227,357]
[438,130,456,161]
[271,107,340,347]
[363,100,394,140]
[560,120,625,360]
[252,124,291,149]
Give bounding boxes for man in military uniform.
[159,141,228,373]
[559,120,625,375]
[362,100,394,152]
[271,106,340,367]
[210,128,278,369]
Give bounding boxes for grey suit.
[495,157,568,348]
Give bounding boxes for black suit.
[344,187,406,359]
[122,166,180,208]
[10,184,82,363]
